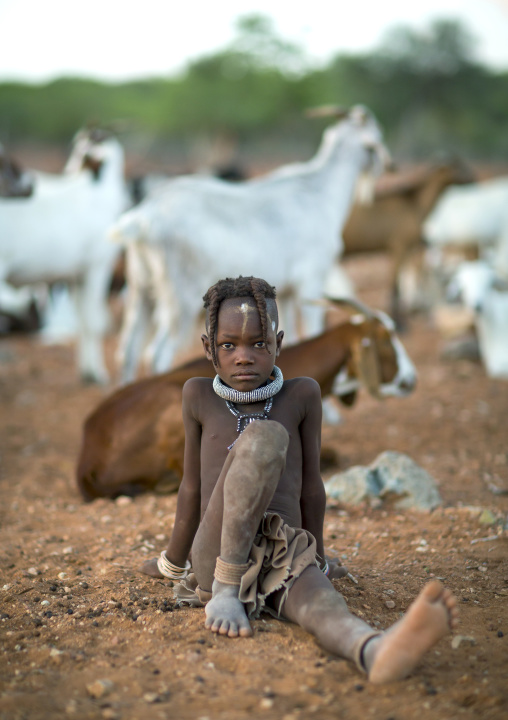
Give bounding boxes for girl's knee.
[233,420,289,466]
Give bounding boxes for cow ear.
[351,335,382,398]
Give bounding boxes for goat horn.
[324,296,374,318]
[304,105,349,119]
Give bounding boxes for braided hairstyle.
[203,276,278,367]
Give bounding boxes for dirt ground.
[1,254,507,720]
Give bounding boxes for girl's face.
[202,297,283,392]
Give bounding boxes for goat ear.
[338,390,357,407]
[351,336,382,398]
[304,105,349,119]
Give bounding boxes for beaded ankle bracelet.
[157,551,191,580]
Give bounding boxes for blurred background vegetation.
[1,15,507,173]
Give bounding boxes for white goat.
[0,144,34,198]
[450,260,508,379]
[423,176,508,264]
[111,105,391,383]
[0,129,129,382]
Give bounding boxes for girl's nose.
[235,347,254,364]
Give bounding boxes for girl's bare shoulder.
[182,376,214,401]
[283,376,321,398]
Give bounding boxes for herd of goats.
[1,103,507,499]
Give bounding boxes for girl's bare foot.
[365,580,459,684]
[204,580,252,638]
[139,557,165,578]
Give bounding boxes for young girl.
[142,275,458,683]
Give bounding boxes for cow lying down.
[76,299,416,501]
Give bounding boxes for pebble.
[62,547,73,555]
[115,495,132,506]
[27,567,40,576]
[86,679,114,699]
[50,648,64,665]
[41,600,50,607]
[259,698,274,709]
[452,635,476,649]
[143,692,159,703]
[102,709,119,720]
[478,509,497,526]
[58,572,67,580]
[385,600,396,609]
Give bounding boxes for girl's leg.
[192,420,289,637]
[280,566,378,669]
[281,567,458,683]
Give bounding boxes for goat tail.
[108,210,145,245]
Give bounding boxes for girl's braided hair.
[203,276,277,367]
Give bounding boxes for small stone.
[385,600,396,609]
[41,600,50,607]
[63,547,73,555]
[102,709,119,720]
[497,630,504,638]
[259,698,274,709]
[143,692,159,703]
[58,572,67,580]
[86,679,114,699]
[66,700,77,714]
[50,648,64,665]
[27,567,40,576]
[452,635,476,649]
[115,495,132,506]
[478,509,497,526]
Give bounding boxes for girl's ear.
[275,330,284,357]
[201,333,213,361]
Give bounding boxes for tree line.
[1,16,507,165]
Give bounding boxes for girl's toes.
[239,621,253,637]
[218,620,230,635]
[228,622,239,637]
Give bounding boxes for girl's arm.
[298,378,327,565]
[165,379,203,567]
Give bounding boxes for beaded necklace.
[225,397,273,450]
[212,366,284,450]
[213,366,283,403]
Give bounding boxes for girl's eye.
[255,341,266,348]
[221,343,234,350]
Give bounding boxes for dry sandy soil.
[1,254,507,720]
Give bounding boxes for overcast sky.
[1,0,508,82]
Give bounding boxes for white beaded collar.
[212,365,283,404]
